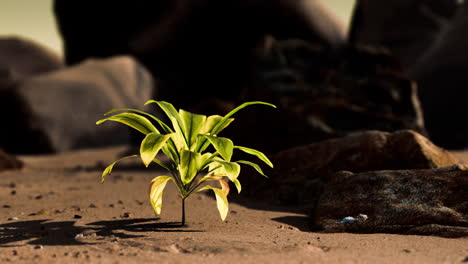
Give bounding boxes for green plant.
[96,100,275,226]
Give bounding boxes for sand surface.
[0,146,466,263]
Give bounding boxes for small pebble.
[10,190,16,195]
[462,256,468,262]
[73,215,82,219]
[34,195,43,200]
[7,217,18,221]
[402,249,412,253]
[3,205,11,208]
[12,250,18,256]
[121,212,131,218]
[34,245,43,250]
[117,200,124,205]
[109,204,115,208]
[75,233,84,240]
[89,204,97,208]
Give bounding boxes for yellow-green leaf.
[234,146,273,168]
[237,160,268,177]
[232,178,242,193]
[209,160,240,181]
[200,115,234,135]
[149,176,173,215]
[203,135,234,161]
[198,185,229,221]
[101,155,139,183]
[179,150,202,185]
[179,109,206,150]
[140,133,173,167]
[96,113,158,135]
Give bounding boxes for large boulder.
[349,0,460,69]
[53,0,346,110]
[312,165,468,238]
[0,36,64,80]
[223,40,426,154]
[0,56,153,154]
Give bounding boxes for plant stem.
[181,197,186,227]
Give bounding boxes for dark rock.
[0,36,63,80]
[1,56,153,154]
[227,40,426,154]
[311,165,468,238]
[53,0,346,111]
[73,215,82,219]
[349,0,460,69]
[408,2,468,149]
[0,149,23,171]
[268,130,458,204]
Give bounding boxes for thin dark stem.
[181,198,186,227]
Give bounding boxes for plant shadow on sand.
[0,218,201,247]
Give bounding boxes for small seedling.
[96,100,275,226]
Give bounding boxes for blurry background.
[0,0,356,55]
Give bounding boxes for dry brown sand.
[0,147,466,263]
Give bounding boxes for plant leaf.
[149,176,173,215]
[203,135,234,161]
[211,101,276,135]
[96,113,158,135]
[101,155,139,183]
[218,179,230,196]
[103,108,174,134]
[232,178,242,193]
[197,185,229,221]
[140,133,173,167]
[152,157,171,172]
[179,150,202,185]
[209,160,240,181]
[200,115,234,135]
[145,100,187,149]
[237,160,268,178]
[234,146,273,168]
[179,109,206,150]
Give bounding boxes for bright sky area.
[0,0,356,57]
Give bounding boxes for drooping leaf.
[200,115,234,135]
[101,155,139,183]
[209,160,240,181]
[179,150,202,185]
[234,146,273,168]
[179,109,206,150]
[232,178,242,193]
[149,176,173,215]
[140,133,173,167]
[203,135,234,161]
[96,113,158,135]
[145,100,187,149]
[237,160,268,178]
[103,108,174,134]
[218,179,230,196]
[197,185,229,221]
[211,101,276,135]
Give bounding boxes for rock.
[0,36,63,80]
[311,166,468,238]
[268,130,458,204]
[0,56,153,154]
[0,149,23,171]
[230,40,426,154]
[53,0,346,111]
[349,0,460,69]
[408,2,468,149]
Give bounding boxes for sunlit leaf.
[149,176,173,215]
[140,133,173,167]
[179,109,206,150]
[234,146,273,168]
[96,113,158,135]
[103,108,174,134]
[200,115,234,135]
[197,185,229,221]
[209,160,240,181]
[232,178,242,193]
[179,150,202,185]
[218,179,230,196]
[237,160,268,178]
[145,100,187,149]
[203,135,234,161]
[101,155,139,183]
[211,101,276,135]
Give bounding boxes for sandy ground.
[0,146,466,264]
